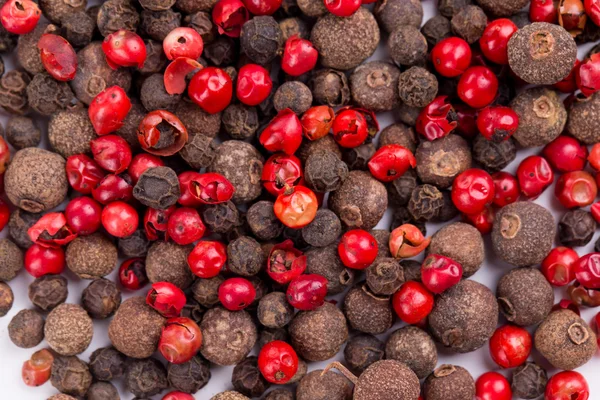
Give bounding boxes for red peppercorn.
[332,108,369,148]
[479,19,518,65]
[163,392,194,400]
[286,273,328,310]
[243,0,281,14]
[163,27,204,60]
[553,299,581,315]
[236,64,272,106]
[28,212,77,248]
[144,206,175,241]
[147,282,187,317]
[24,244,65,278]
[489,325,532,369]
[138,110,189,157]
[261,153,304,196]
[102,29,147,69]
[167,207,206,245]
[218,277,256,311]
[0,200,9,233]
[517,155,554,198]
[416,96,458,141]
[129,153,165,185]
[476,106,519,142]
[588,143,600,170]
[188,241,227,278]
[0,136,9,174]
[258,340,299,384]
[462,205,495,235]
[273,185,318,228]
[531,0,559,22]
[430,37,472,78]
[212,0,249,38]
[88,86,132,136]
[260,109,303,155]
[555,59,581,93]
[324,0,361,16]
[555,171,597,209]
[158,317,203,364]
[189,66,232,114]
[65,197,102,236]
[37,34,77,81]
[543,136,588,173]
[457,66,498,109]
[164,57,203,95]
[454,104,478,139]
[559,0,586,37]
[451,168,495,215]
[476,372,512,400]
[392,281,434,325]
[585,0,600,26]
[281,35,318,76]
[22,349,54,387]
[337,229,378,270]
[90,135,132,174]
[574,253,600,289]
[368,144,417,183]
[66,154,106,195]
[118,258,148,290]
[92,173,134,205]
[389,224,431,259]
[267,240,307,284]
[592,202,600,223]
[492,172,519,207]
[187,172,236,205]
[541,247,578,287]
[301,105,334,141]
[101,201,138,238]
[177,171,203,207]
[545,371,589,400]
[0,0,40,35]
[577,53,600,97]
[421,254,463,294]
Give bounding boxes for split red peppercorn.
[138,110,189,156]
[102,29,147,69]
[479,19,518,65]
[273,185,318,228]
[545,371,589,400]
[492,172,519,207]
[163,27,204,60]
[430,37,472,78]
[66,154,106,195]
[189,66,232,114]
[37,34,77,81]
[164,57,203,95]
[451,168,495,215]
[22,349,54,387]
[324,0,361,16]
[144,206,175,241]
[90,135,132,174]
[92,174,134,205]
[476,372,512,400]
[236,64,272,106]
[187,172,235,205]
[147,282,187,317]
[129,153,164,185]
[543,136,588,173]
[457,66,498,109]
[577,53,600,97]
[178,171,204,207]
[301,105,334,141]
[517,155,554,198]
[392,281,434,325]
[541,247,578,287]
[28,212,77,248]
[559,0,586,36]
[555,171,597,209]
[489,325,532,369]
[212,0,249,38]
[65,197,102,236]
[167,207,205,245]
[101,201,138,238]
[243,0,281,14]
[462,205,495,235]
[286,273,328,310]
[262,153,304,196]
[337,229,378,270]
[389,224,430,259]
[119,258,148,290]
[0,0,40,35]
[477,106,519,142]
[88,86,132,136]
[267,240,307,284]
[281,35,318,76]
[574,253,600,289]
[218,277,256,311]
[531,0,559,23]
[368,144,416,183]
[158,317,203,364]
[188,241,227,279]
[260,109,303,155]
[258,340,299,384]
[24,244,65,278]
[0,200,9,233]
[163,392,194,400]
[421,254,463,294]
[416,96,458,141]
[332,108,369,148]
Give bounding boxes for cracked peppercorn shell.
[118,229,149,258]
[48,108,96,158]
[378,123,418,153]
[343,143,376,171]
[125,358,168,398]
[497,267,554,327]
[45,303,93,356]
[66,233,118,279]
[492,201,556,267]
[397,66,438,108]
[289,302,348,361]
[141,73,181,112]
[344,334,384,375]
[51,355,93,397]
[146,241,194,289]
[247,201,284,241]
[17,22,53,76]
[374,0,422,34]
[415,134,471,189]
[192,275,225,308]
[273,81,313,114]
[511,362,548,400]
[265,389,294,400]
[296,369,352,400]
[89,347,127,382]
[475,0,528,17]
[81,279,122,319]
[567,91,600,144]
[558,209,596,247]
[8,309,44,348]
[391,207,427,236]
[311,8,380,71]
[232,356,270,398]
[167,355,211,394]
[344,284,393,335]
[310,69,351,107]
[200,306,257,365]
[222,104,259,140]
[280,17,310,41]
[87,381,119,400]
[422,15,452,48]
[6,116,40,150]
[0,69,30,115]
[386,326,437,379]
[428,279,498,353]
[62,11,95,48]
[0,238,23,282]
[39,0,87,24]
[8,209,40,249]
[301,209,342,248]
[408,184,444,222]
[140,9,182,41]
[258,292,293,328]
[354,360,420,400]
[133,167,180,210]
[0,282,13,317]
[297,135,342,164]
[428,222,484,278]
[350,61,401,112]
[388,25,428,67]
[306,244,355,295]
[240,16,283,65]
[423,365,475,400]
[139,39,168,75]
[305,150,349,193]
[202,201,241,234]
[450,5,487,44]
[535,309,597,370]
[227,236,265,277]
[180,132,219,170]
[365,258,404,296]
[211,392,250,400]
[472,135,517,172]
[28,275,68,311]
[27,72,75,116]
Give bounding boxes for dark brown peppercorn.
[305,150,349,193]
[81,279,122,319]
[401,259,422,282]
[422,15,452,48]
[0,69,30,115]
[297,135,342,164]
[116,101,144,151]
[180,132,219,170]
[258,292,294,328]
[344,284,393,335]
[535,309,597,370]
[472,135,517,172]
[167,355,211,393]
[386,326,437,379]
[424,365,475,400]
[306,244,354,295]
[0,281,13,317]
[352,360,420,400]
[89,347,127,382]
[343,143,376,171]
[279,17,310,41]
[240,16,283,65]
[51,355,93,397]
[391,207,427,236]
[17,22,53,76]
[511,362,548,400]
[0,238,23,282]
[177,0,216,13]
[45,303,93,356]
[139,39,168,75]
[62,11,95,48]
[428,222,484,278]
[436,191,459,222]
[146,241,194,289]
[140,9,181,41]
[200,306,257,365]
[205,37,237,66]
[139,0,175,10]
[408,184,444,221]
[476,0,529,17]
[438,0,472,18]
[344,334,384,375]
[186,11,216,43]
[365,258,404,296]
[510,11,531,29]
[125,358,168,398]
[48,394,78,400]
[0,24,16,55]
[29,275,68,311]
[428,279,498,353]
[228,236,265,277]
[567,91,600,144]
[374,0,422,33]
[388,26,428,67]
[297,0,327,17]
[27,73,75,116]
[87,381,119,400]
[48,108,96,158]
[415,134,470,188]
[97,0,140,37]
[8,309,44,348]
[273,81,312,114]
[133,166,180,210]
[118,229,149,258]
[310,69,350,107]
[141,73,181,112]
[248,201,283,241]
[6,116,40,149]
[223,104,259,139]
[66,233,117,279]
[301,209,342,248]
[378,123,418,153]
[371,229,392,260]
[8,209,40,249]
[511,87,566,147]
[350,61,400,112]
[192,275,225,308]
[492,202,556,267]
[202,201,241,234]
[258,327,289,349]
[39,0,87,24]
[296,369,352,400]
[212,392,250,400]
[497,267,554,327]
[232,356,271,398]
[265,389,294,400]
[397,66,438,108]
[451,5,487,44]
[559,209,595,247]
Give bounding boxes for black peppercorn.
[297,0,327,17]
[140,9,182,41]
[96,0,140,36]
[424,365,475,400]
[306,244,354,295]
[273,81,312,114]
[374,0,422,33]
[386,326,437,379]
[365,258,404,296]
[27,73,75,116]
[350,61,401,112]
[378,123,418,153]
[204,37,237,66]
[310,69,351,107]
[89,346,127,382]
[0,281,13,317]
[8,209,40,249]
[397,66,438,108]
[511,362,548,400]
[297,135,342,164]
[167,355,211,394]
[203,201,242,234]
[66,233,118,280]
[422,15,452,48]
[228,236,265,277]
[232,356,271,398]
[82,279,122,319]
[62,11,95,48]
[343,143,376,171]
[222,104,259,139]
[279,17,310,41]
[258,292,294,329]
[245,201,283,241]
[51,355,93,397]
[180,132,219,170]
[6,116,40,150]
[511,87,566,147]
[0,24,16,55]
[118,229,149,258]
[428,222,484,278]
[125,358,169,398]
[139,0,176,10]
[8,309,44,348]
[192,275,225,308]
[40,0,87,25]
[0,238,23,282]
[28,275,68,311]
[472,135,517,172]
[48,108,96,158]
[301,209,341,248]
[451,5,487,44]
[133,166,181,210]
[389,25,428,68]
[258,327,289,349]
[265,389,294,400]
[390,207,427,236]
[0,69,30,115]
[186,11,216,44]
[408,184,444,221]
[343,333,384,375]
[140,73,181,112]
[559,209,596,247]
[240,16,283,65]
[17,22,53,76]
[401,259,422,282]
[139,39,168,75]
[370,229,393,260]
[177,0,216,13]
[296,369,352,400]
[305,150,349,193]
[87,381,119,400]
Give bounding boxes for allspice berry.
[423,365,475,400]
[511,362,548,400]
[344,284,393,335]
[66,233,118,279]
[50,355,93,397]
[296,369,353,400]
[125,358,168,398]
[378,123,417,153]
[257,292,294,329]
[81,279,122,319]
[89,346,127,382]
[48,108,96,158]
[428,222,484,278]
[87,382,119,400]
[492,202,555,267]
[0,238,23,282]
[108,296,166,358]
[48,395,77,400]
[385,326,437,379]
[146,241,194,289]
[29,275,68,311]
[353,360,420,400]
[211,392,250,400]
[374,0,423,33]
[350,61,401,112]
[8,309,44,348]
[567,90,600,144]
[6,116,41,149]
[397,66,438,108]
[5,148,67,213]
[232,356,270,398]
[475,0,528,17]
[344,334,384,374]
[450,5,487,44]
[365,257,404,296]
[0,282,13,317]
[306,244,354,295]
[428,280,498,353]
[415,134,471,189]
[301,209,342,248]
[45,303,93,356]
[274,81,313,114]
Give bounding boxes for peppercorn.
[66,233,117,280]
[407,184,444,221]
[239,16,283,66]
[0,238,22,282]
[81,279,122,320]
[296,369,352,400]
[567,91,600,144]
[306,244,354,295]
[343,143,376,171]
[258,327,289,349]
[401,259,421,282]
[0,69,30,115]
[140,73,182,112]
[265,389,294,400]
[211,392,250,400]
[451,5,487,44]
[397,67,438,108]
[386,326,437,379]
[272,82,311,114]
[146,241,194,289]
[351,359,420,400]
[511,362,548,400]
[28,275,68,312]
[192,275,225,308]
[310,69,351,107]
[305,151,349,193]
[8,309,44,348]
[279,17,310,42]
[177,0,215,13]
[133,167,180,210]
[203,201,242,235]
[8,209,39,249]
[374,0,422,34]
[428,279,498,353]
[89,346,127,382]
[378,123,418,153]
[48,395,77,400]
[167,356,211,394]
[62,11,95,48]
[6,116,40,150]
[535,309,597,370]
[477,0,529,17]
[138,0,175,10]
[140,9,182,41]
[231,356,271,398]
[139,39,168,76]
[311,8,380,71]
[472,135,517,172]
[0,23,16,55]
[125,358,169,398]
[343,334,384,375]
[492,201,556,267]
[428,222,484,278]
[257,292,293,329]
[16,22,54,76]
[201,306,257,365]
[109,296,166,358]
[180,133,219,170]
[0,281,13,317]
[297,135,342,163]
[26,73,75,116]
[117,229,149,258]
[390,207,427,236]
[227,237,265,277]
[388,26,428,67]
[423,365,475,400]
[86,382,120,400]
[510,11,532,29]
[221,104,258,140]
[49,108,96,158]
[39,0,87,24]
[559,210,596,247]
[348,61,400,112]
[370,229,392,260]
[344,284,393,335]
[365,258,404,296]
[112,101,142,150]
[416,134,471,188]
[51,355,93,397]
[44,303,93,356]
[422,15,452,48]
[301,209,341,248]
[246,202,282,242]
[296,0,326,17]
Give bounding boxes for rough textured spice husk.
[66,233,118,279]
[247,201,284,241]
[289,302,348,361]
[222,104,259,140]
[0,238,23,282]
[265,389,295,400]
[8,209,40,249]
[175,100,221,138]
[258,327,289,349]
[310,69,351,107]
[133,167,180,209]
[423,365,475,400]
[180,132,219,170]
[397,66,438,108]
[344,334,384,374]
[81,279,122,319]
[167,355,211,394]
[567,91,600,144]
[344,284,393,334]
[240,16,283,65]
[386,326,437,379]
[366,258,404,295]
[476,0,529,17]
[408,184,444,221]
[6,116,41,150]
[559,209,596,247]
[227,236,265,277]
[301,209,342,247]
[8,309,44,348]
[26,73,75,115]
[258,292,294,328]
[274,81,313,114]
[388,25,428,67]
[50,355,92,397]
[62,11,95,48]
[401,259,422,282]
[211,392,250,400]
[45,303,93,356]
[200,307,257,365]
[118,229,149,258]
[305,244,354,295]
[428,279,498,353]
[511,362,547,399]
[472,135,517,172]
[0,282,13,316]
[371,229,392,260]
[534,309,597,370]
[140,9,182,41]
[192,275,225,307]
[297,136,342,163]
[492,202,555,267]
[508,23,577,85]
[146,241,194,289]
[89,347,127,382]
[296,370,352,400]
[280,17,310,41]
[125,358,168,398]
[48,395,77,400]
[428,222,484,278]
[354,360,420,400]
[29,275,68,311]
[39,0,87,24]
[17,22,51,76]
[5,148,67,213]
[422,15,452,48]
[0,70,30,115]
[87,381,119,400]
[232,356,270,397]
[350,61,401,112]
[343,143,376,171]
[311,8,380,70]
[416,134,471,189]
[48,108,95,158]
[511,87,566,147]
[378,123,418,153]
[177,0,216,13]
[141,73,181,112]
[116,101,144,151]
[374,0,422,33]
[108,296,166,358]
[450,5,487,43]
[305,151,349,193]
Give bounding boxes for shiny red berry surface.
[286,274,328,310]
[189,66,233,114]
[476,372,512,400]
[158,317,203,364]
[421,254,463,294]
[489,325,532,369]
[338,229,378,270]
[218,277,256,311]
[119,258,148,290]
[451,168,495,215]
[188,241,227,278]
[479,19,518,65]
[24,244,65,278]
[101,201,138,238]
[102,29,146,69]
[477,106,519,142]
[517,155,554,198]
[392,281,434,325]
[0,0,40,34]
[90,135,132,174]
[88,86,132,136]
[167,207,206,245]
[543,135,588,173]
[236,64,272,106]
[267,240,307,284]
[65,196,102,236]
[147,282,187,317]
[281,35,318,76]
[274,186,318,229]
[38,34,77,81]
[545,371,589,400]
[457,66,498,109]
[258,340,299,384]
[431,37,472,78]
[541,247,578,287]
[555,171,597,209]
[163,27,204,60]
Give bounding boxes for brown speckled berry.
[66,233,118,279]
[45,303,93,356]
[386,326,437,379]
[428,222,484,278]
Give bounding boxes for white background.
[1,0,600,399]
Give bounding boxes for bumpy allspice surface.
[44,303,93,356]
[428,222,484,277]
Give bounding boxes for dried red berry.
[144,206,175,241]
[90,135,132,174]
[164,57,203,95]
[267,240,307,284]
[66,154,106,195]
[368,144,416,183]
[389,224,431,259]
[102,29,147,69]
[236,64,272,106]
[421,254,463,294]
[542,247,578,287]
[92,173,134,205]
[137,110,189,156]
[273,186,318,229]
[260,109,303,155]
[258,340,299,384]
[38,34,77,81]
[101,201,138,238]
[147,281,187,317]
[119,258,148,290]
[24,244,65,278]
[574,253,600,289]
[28,212,77,248]
[416,96,458,141]
[489,325,532,369]
[212,0,249,38]
[517,155,554,198]
[163,27,204,60]
[188,241,227,278]
[555,171,597,209]
[301,105,334,141]
[261,153,304,197]
[332,108,369,148]
[337,229,378,270]
[392,281,434,325]
[431,37,472,78]
[129,153,165,185]
[479,19,518,65]
[22,349,54,387]
[545,371,589,400]
[218,277,256,311]
[281,35,318,77]
[457,66,499,109]
[451,168,495,215]
[88,86,132,135]
[0,0,40,35]
[167,207,205,245]
[188,172,235,205]
[189,66,233,114]
[477,106,519,143]
[159,317,203,364]
[543,135,588,173]
[65,196,102,236]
